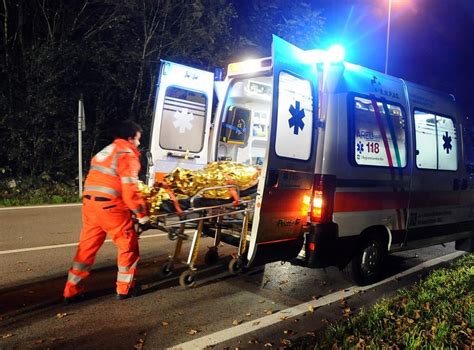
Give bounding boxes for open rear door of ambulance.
[247,36,318,267]
[147,60,214,184]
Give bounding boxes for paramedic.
[63,120,150,302]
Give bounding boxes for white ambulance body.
[148,36,474,285]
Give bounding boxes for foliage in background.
[0,0,324,197]
[0,177,79,206]
[313,253,474,349]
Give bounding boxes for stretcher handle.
[190,184,240,208]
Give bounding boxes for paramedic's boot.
[116,284,141,300]
[63,293,85,305]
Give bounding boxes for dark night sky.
[317,0,474,118]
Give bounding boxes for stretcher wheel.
[228,258,243,275]
[204,247,219,265]
[160,262,174,277]
[179,270,196,288]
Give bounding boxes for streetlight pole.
[385,0,393,75]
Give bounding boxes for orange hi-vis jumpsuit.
[64,138,147,298]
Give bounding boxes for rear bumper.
[304,222,358,268]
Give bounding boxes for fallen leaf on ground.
[279,280,288,285]
[306,331,316,336]
[50,337,65,341]
[34,339,44,344]
[281,338,292,346]
[308,305,315,312]
[248,337,259,344]
[283,329,293,335]
[264,342,273,347]
[134,338,145,349]
[252,321,260,326]
[311,295,318,300]
[161,321,169,326]
[232,320,242,326]
[279,315,289,320]
[1,333,13,339]
[56,313,68,319]
[342,307,352,317]
[245,312,252,317]
[187,329,199,335]
[264,309,272,315]
[259,300,265,303]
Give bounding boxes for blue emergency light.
[327,44,345,63]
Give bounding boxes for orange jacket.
[83,138,147,218]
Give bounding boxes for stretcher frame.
[148,185,255,288]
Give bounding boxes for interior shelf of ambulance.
[217,77,272,167]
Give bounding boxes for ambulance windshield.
[217,76,272,167]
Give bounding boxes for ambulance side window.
[159,86,207,153]
[414,110,457,171]
[353,96,407,167]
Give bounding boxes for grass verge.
[313,253,474,349]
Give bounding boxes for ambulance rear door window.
[414,110,457,171]
[353,96,407,168]
[275,71,313,160]
[159,86,207,153]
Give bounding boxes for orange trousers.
[63,197,140,298]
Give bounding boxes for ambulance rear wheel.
[204,247,219,265]
[349,236,386,286]
[160,262,174,277]
[228,258,243,275]
[179,270,196,288]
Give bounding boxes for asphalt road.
[0,204,463,349]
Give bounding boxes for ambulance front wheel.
[179,270,196,288]
[228,258,243,275]
[348,236,386,286]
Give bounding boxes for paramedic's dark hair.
[113,120,143,140]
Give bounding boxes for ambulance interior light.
[227,58,272,76]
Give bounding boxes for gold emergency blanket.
[139,161,259,218]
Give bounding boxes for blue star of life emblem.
[288,101,305,135]
[442,131,452,154]
[357,141,364,154]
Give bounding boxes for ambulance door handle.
[266,169,279,188]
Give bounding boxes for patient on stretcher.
[139,161,260,219]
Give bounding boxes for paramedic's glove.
[137,216,152,234]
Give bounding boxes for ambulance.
[147,36,474,285]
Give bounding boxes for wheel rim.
[360,243,380,276]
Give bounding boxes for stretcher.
[146,184,256,288]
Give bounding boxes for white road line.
[0,233,168,255]
[172,251,465,350]
[0,203,82,210]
